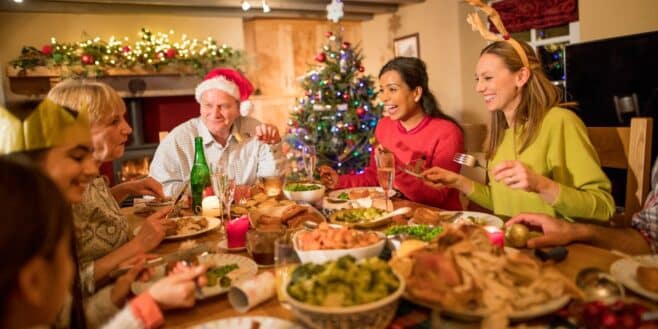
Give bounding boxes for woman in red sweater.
[319,57,464,210]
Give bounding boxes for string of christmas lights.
[10,28,244,77]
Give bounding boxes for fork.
[453,153,486,169]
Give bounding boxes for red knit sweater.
[337,116,464,210]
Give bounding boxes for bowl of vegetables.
[293,223,386,263]
[283,183,326,204]
[385,224,444,252]
[284,256,405,329]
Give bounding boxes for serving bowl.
[292,228,385,264]
[284,270,405,329]
[283,183,326,205]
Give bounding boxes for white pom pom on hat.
[195,68,254,117]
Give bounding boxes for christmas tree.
[286,30,383,175]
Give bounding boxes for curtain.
[489,0,578,34]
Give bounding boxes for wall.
[361,0,467,123]
[579,0,658,42]
[0,12,244,103]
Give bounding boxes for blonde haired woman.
[47,80,167,297]
[423,40,615,222]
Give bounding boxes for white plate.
[134,216,220,240]
[443,211,504,229]
[131,254,257,300]
[610,255,658,301]
[190,316,304,329]
[327,187,396,200]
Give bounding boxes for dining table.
[123,198,655,329]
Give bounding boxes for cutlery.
[108,243,210,278]
[453,153,486,169]
[167,179,189,219]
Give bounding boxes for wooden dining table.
[122,198,652,329]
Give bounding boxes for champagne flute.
[301,145,317,182]
[274,234,300,309]
[375,149,395,211]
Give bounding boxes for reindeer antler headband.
[464,0,530,68]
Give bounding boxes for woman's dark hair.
[0,157,76,321]
[379,57,461,130]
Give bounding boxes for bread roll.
[637,266,658,292]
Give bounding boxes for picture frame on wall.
[394,33,420,58]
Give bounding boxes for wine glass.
[301,145,317,182]
[274,234,300,309]
[375,149,395,211]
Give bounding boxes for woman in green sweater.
[423,40,615,222]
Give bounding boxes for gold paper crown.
[464,0,530,68]
[0,99,91,155]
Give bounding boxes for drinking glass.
[274,235,300,309]
[301,145,317,182]
[246,226,285,267]
[375,150,395,211]
[260,175,284,197]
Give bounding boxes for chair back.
[587,117,653,226]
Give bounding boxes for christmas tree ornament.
[358,66,365,73]
[326,0,344,23]
[41,45,53,56]
[81,54,94,65]
[356,107,365,116]
[337,104,348,111]
[341,42,351,49]
[347,125,355,132]
[325,31,333,38]
[315,52,326,63]
[342,93,350,101]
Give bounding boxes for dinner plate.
[329,207,410,229]
[190,316,304,329]
[610,255,658,301]
[131,254,257,300]
[134,216,220,240]
[442,211,504,229]
[403,293,571,322]
[327,187,396,201]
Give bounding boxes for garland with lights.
[10,28,244,77]
[286,31,383,175]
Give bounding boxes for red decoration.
[165,48,177,59]
[203,186,214,198]
[347,125,355,132]
[341,42,351,49]
[122,46,131,53]
[81,54,94,65]
[342,93,349,101]
[356,107,365,116]
[41,44,53,56]
[358,66,365,73]
[315,52,326,63]
[325,31,333,38]
[489,0,578,34]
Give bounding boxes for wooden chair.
[587,117,653,226]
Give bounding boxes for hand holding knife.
[108,242,210,279]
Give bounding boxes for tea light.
[202,196,221,217]
[226,215,250,248]
[484,226,504,248]
[262,176,283,197]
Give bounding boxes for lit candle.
[226,215,250,248]
[202,196,221,217]
[484,226,504,248]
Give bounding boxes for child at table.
[319,57,464,210]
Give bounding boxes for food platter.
[327,187,396,201]
[131,254,257,300]
[403,293,571,322]
[610,255,658,301]
[328,207,410,229]
[134,216,221,240]
[409,210,504,229]
[190,316,304,329]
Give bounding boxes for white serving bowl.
[284,271,405,329]
[283,183,326,205]
[292,229,386,264]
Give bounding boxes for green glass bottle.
[190,136,211,214]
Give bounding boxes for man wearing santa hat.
[150,68,285,195]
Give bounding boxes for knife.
[167,179,189,219]
[108,242,210,278]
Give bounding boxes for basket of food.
[284,256,404,329]
[293,223,385,263]
[283,183,326,204]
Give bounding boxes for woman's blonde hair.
[482,41,573,159]
[47,80,125,125]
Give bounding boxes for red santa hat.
[195,68,254,116]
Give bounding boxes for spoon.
[575,267,625,301]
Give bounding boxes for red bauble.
[122,46,131,53]
[315,52,326,63]
[358,66,365,73]
[356,107,365,116]
[81,54,94,65]
[41,44,53,56]
[347,125,356,132]
[325,31,333,38]
[203,186,214,198]
[165,48,177,59]
[342,93,349,101]
[342,42,351,49]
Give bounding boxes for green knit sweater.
[468,107,615,222]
